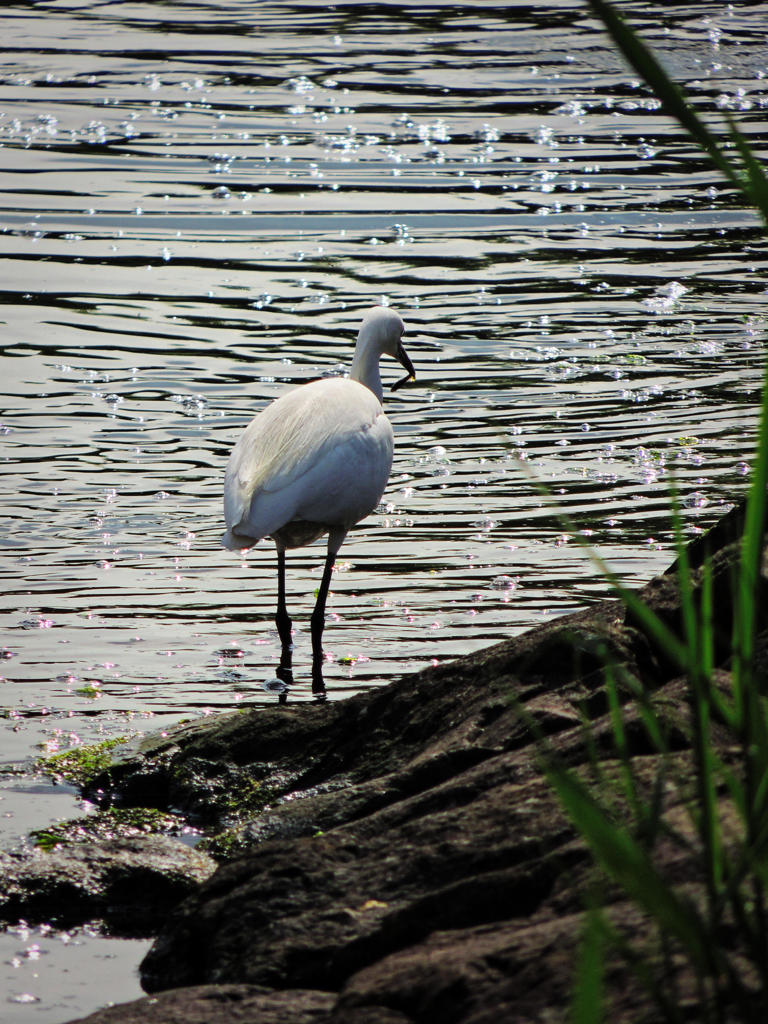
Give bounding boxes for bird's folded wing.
[224,378,383,534]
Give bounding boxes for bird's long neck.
[349,344,383,403]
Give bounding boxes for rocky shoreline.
[2,501,762,1023]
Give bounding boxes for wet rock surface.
[0,835,216,935]
[71,984,336,1024]
[21,501,761,1022]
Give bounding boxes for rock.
[0,835,216,935]
[61,501,765,1022]
[82,600,656,837]
[70,984,335,1024]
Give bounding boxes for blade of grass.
[571,904,606,1024]
[734,359,768,690]
[700,560,724,895]
[603,661,672,850]
[665,489,723,907]
[598,915,688,1024]
[615,666,668,755]
[683,552,724,916]
[547,762,712,973]
[734,362,768,980]
[668,485,699,672]
[724,112,768,219]
[604,662,641,814]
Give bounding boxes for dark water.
[1,1,766,1019]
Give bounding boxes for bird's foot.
[276,662,293,687]
[311,657,327,699]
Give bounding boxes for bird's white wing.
[224,377,389,544]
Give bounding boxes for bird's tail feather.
[221,528,255,551]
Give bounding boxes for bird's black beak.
[391,341,416,391]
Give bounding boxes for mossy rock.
[31,807,187,852]
[38,737,130,786]
[197,826,250,861]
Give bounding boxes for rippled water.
[1,1,766,1018]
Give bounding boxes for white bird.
[223,306,414,695]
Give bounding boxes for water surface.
[0,1,766,1019]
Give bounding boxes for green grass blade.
[735,359,768,679]
[604,663,640,813]
[699,556,715,686]
[571,905,605,1024]
[594,554,690,672]
[694,692,723,902]
[721,761,747,822]
[734,364,768,878]
[725,113,768,218]
[680,551,724,905]
[548,762,711,971]
[668,485,699,667]
[631,684,669,756]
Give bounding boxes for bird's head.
[357,306,415,391]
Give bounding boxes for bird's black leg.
[310,550,336,697]
[275,544,293,686]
